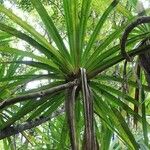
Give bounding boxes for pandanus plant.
[0,0,150,149]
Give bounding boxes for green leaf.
[1,61,58,73]
[82,0,119,64]
[0,46,58,70]
[94,74,150,92]
[84,22,129,69]
[58,117,69,149]
[91,81,139,105]
[0,94,60,129]
[30,0,71,62]
[87,31,150,74]
[0,23,55,57]
[26,94,63,121]
[0,15,73,74]
[63,0,80,69]
[0,100,43,130]
[79,0,92,55]
[112,107,139,149]
[0,4,57,54]
[94,92,138,149]
[116,3,133,19]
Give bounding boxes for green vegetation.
[0,0,150,149]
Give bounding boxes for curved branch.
[120,16,150,61]
[0,80,79,110]
[122,60,128,93]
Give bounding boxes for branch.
[122,60,129,93]
[0,80,79,110]
[65,86,78,149]
[0,109,64,140]
[81,68,97,149]
[120,16,150,61]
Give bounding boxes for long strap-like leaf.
[0,23,53,57]
[63,0,80,69]
[0,4,56,51]
[1,61,58,73]
[0,23,72,74]
[87,32,150,74]
[0,46,58,70]
[79,0,92,56]
[82,0,119,64]
[112,108,140,149]
[88,44,150,78]
[30,0,71,62]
